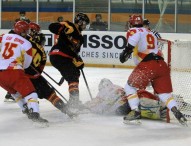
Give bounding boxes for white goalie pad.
[85,78,125,114]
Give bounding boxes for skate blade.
[4,99,16,103]
[179,121,188,127]
[123,119,142,125]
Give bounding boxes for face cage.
[29,29,39,37]
[79,20,89,30]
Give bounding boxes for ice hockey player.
[49,13,90,114]
[24,22,76,118]
[3,22,74,118]
[84,78,167,120]
[0,21,48,125]
[119,14,187,125]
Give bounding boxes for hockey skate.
[116,102,132,115]
[66,98,89,117]
[28,110,49,127]
[65,99,81,118]
[61,104,79,119]
[22,103,30,116]
[4,92,16,103]
[123,109,141,124]
[171,107,187,126]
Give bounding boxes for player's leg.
[31,76,76,118]
[123,64,152,122]
[11,92,29,115]
[153,60,187,125]
[49,55,83,114]
[13,70,48,124]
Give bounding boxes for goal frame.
[158,38,172,123]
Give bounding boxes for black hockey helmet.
[74,13,90,25]
[143,19,150,26]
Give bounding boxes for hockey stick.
[41,75,68,103]
[80,69,93,100]
[42,71,64,86]
[29,65,68,102]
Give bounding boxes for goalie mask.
[98,78,113,91]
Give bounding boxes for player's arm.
[49,22,80,50]
[151,30,161,39]
[119,44,134,63]
[49,22,74,35]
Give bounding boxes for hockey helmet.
[74,13,90,25]
[29,22,40,33]
[14,20,29,35]
[143,19,150,26]
[129,14,143,26]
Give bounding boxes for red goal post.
[158,38,191,123]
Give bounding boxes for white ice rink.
[0,66,191,146]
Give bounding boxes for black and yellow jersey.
[25,37,47,77]
[49,21,84,59]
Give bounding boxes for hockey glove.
[72,56,84,69]
[119,44,134,63]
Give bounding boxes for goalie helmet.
[129,14,143,27]
[74,13,90,28]
[14,21,29,35]
[98,78,113,91]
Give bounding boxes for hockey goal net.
[158,38,191,123]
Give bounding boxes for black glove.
[72,56,84,69]
[119,45,134,63]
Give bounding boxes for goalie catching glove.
[72,56,84,69]
[119,44,134,63]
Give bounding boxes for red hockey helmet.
[129,14,143,26]
[29,22,40,32]
[14,21,29,35]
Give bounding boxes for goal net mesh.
[158,39,191,122]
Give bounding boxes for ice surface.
[0,66,191,146]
